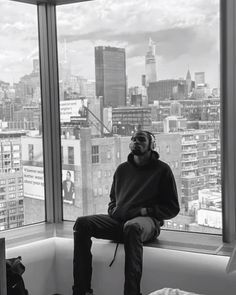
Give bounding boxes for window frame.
[68,146,75,165]
[221,0,236,243]
[92,145,99,164]
[0,0,235,249]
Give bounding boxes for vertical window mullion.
[221,0,236,242]
[38,3,62,223]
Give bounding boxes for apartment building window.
[0,187,6,193]
[9,209,17,214]
[98,188,102,196]
[8,178,15,184]
[68,147,74,164]
[107,151,111,159]
[28,144,34,161]
[92,146,99,164]
[97,170,102,178]
[9,201,16,207]
[3,145,11,152]
[13,145,20,151]
[8,194,16,199]
[93,188,98,197]
[0,210,6,216]
[13,152,20,159]
[0,203,6,209]
[8,187,16,192]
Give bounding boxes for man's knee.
[123,221,142,236]
[73,216,91,233]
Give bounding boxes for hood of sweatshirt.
[127,150,160,168]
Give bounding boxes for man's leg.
[73,214,122,295]
[123,217,160,295]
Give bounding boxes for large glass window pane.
[57,0,221,234]
[0,1,45,230]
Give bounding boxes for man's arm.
[108,176,116,216]
[146,168,180,221]
[108,171,132,221]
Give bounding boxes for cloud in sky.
[56,0,220,87]
[0,0,220,88]
[0,1,39,83]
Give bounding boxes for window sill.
[57,221,233,256]
[0,222,54,248]
[0,221,234,256]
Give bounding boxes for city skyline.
[0,0,220,88]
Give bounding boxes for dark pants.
[73,214,160,295]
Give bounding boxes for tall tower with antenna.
[145,38,157,85]
[186,68,192,95]
[59,39,71,83]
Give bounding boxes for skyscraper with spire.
[145,38,157,85]
[186,69,192,95]
[59,39,71,84]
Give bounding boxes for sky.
[0,0,220,88]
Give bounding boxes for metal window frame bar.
[221,0,236,243]
[11,0,93,6]
[38,2,63,223]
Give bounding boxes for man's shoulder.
[155,159,172,171]
[115,161,130,173]
[117,161,129,169]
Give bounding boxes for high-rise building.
[147,79,187,102]
[186,69,193,95]
[145,38,157,85]
[195,72,205,86]
[112,106,152,135]
[20,129,182,222]
[14,60,41,105]
[95,46,126,108]
[141,74,146,87]
[150,98,220,123]
[0,131,26,230]
[33,59,39,74]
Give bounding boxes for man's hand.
[111,206,150,221]
[140,208,148,216]
[111,206,142,221]
[111,206,126,221]
[126,207,142,220]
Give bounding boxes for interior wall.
[6,238,56,295]
[5,237,236,295]
[55,238,236,295]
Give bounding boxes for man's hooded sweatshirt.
[108,151,180,223]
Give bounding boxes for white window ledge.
[1,221,233,256]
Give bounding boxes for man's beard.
[131,146,146,156]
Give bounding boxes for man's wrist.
[140,208,148,216]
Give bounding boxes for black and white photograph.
[0,0,236,295]
[62,170,75,204]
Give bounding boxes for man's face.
[130,131,150,156]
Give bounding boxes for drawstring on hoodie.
[109,242,119,267]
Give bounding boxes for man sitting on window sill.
[73,130,180,295]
